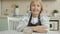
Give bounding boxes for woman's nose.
[34,6,38,9]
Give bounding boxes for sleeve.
[16,16,28,32]
[41,14,50,32]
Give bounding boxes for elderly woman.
[16,0,49,33]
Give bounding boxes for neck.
[32,14,39,18]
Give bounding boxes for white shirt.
[31,17,38,24]
[16,11,50,33]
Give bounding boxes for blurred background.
[0,0,60,34]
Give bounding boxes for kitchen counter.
[0,30,60,34]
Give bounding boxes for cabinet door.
[0,17,8,31]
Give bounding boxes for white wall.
[1,0,31,16]
[43,0,60,17]
[1,0,60,16]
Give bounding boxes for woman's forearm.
[27,26,36,31]
[29,27,48,33]
[27,26,49,33]
[36,29,48,33]
[36,26,49,33]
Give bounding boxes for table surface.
[0,30,60,34]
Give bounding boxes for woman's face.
[31,1,41,15]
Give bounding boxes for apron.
[27,15,48,34]
[27,15,42,32]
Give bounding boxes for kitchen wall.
[1,0,60,17]
[43,0,60,17]
[1,0,30,16]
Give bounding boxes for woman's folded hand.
[36,26,48,29]
[27,26,48,33]
[34,26,48,33]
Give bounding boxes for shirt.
[31,17,38,24]
[16,11,50,33]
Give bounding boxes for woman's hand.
[36,26,48,29]
[34,26,48,33]
[27,26,48,33]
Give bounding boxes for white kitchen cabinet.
[0,17,8,31]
